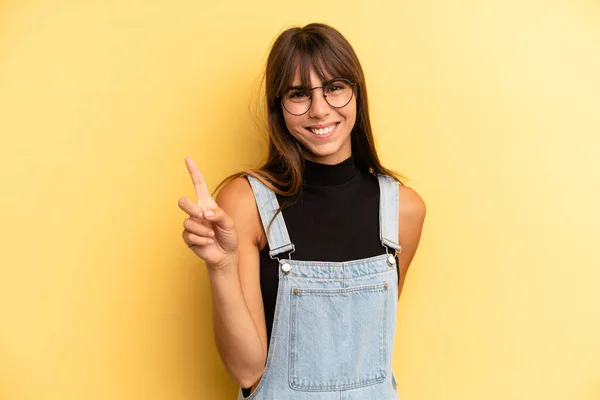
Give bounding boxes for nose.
[308,88,331,119]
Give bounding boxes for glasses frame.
[279,78,357,116]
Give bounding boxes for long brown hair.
[217,23,403,200]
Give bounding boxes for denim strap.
[377,174,401,251]
[246,175,295,258]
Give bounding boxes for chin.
[304,146,351,164]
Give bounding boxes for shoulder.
[216,176,263,245]
[395,184,426,289]
[377,174,426,220]
[216,176,256,210]
[398,184,426,222]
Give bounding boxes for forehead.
[287,52,340,86]
[290,68,333,86]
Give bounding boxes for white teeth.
[310,124,336,135]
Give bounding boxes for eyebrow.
[283,78,341,93]
[284,84,307,92]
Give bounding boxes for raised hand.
[179,157,238,267]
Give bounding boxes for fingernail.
[207,239,214,244]
[204,210,215,217]
[198,212,203,219]
[208,230,215,237]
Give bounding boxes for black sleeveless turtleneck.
[258,155,399,346]
[242,156,398,396]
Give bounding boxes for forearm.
[207,258,265,387]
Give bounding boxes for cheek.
[342,100,358,127]
[282,113,305,136]
[282,113,293,132]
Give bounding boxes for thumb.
[203,206,235,230]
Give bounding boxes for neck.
[303,154,358,186]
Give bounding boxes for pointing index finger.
[185,157,216,209]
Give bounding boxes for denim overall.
[240,174,401,400]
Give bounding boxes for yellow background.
[1,0,599,399]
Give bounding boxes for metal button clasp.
[271,245,295,274]
[281,262,292,274]
[383,242,400,267]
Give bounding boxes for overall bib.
[240,174,401,400]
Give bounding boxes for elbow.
[232,365,265,389]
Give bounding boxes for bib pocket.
[289,282,388,391]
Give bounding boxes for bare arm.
[179,158,267,388]
[208,177,268,388]
[397,185,426,296]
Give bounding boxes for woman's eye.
[289,91,308,99]
[326,83,347,92]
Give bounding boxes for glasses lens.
[324,80,353,108]
[282,88,311,115]
[281,79,355,115]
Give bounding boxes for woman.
[178,23,426,399]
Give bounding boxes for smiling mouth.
[307,123,339,136]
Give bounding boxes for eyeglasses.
[280,78,356,116]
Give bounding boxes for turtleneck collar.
[303,155,359,186]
